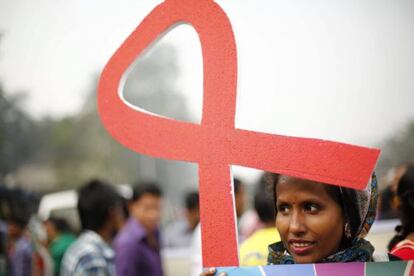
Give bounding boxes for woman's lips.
[288,240,316,255]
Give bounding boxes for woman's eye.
[304,203,319,213]
[277,205,290,214]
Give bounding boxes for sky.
[1,0,414,181]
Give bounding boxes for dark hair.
[131,181,162,202]
[77,179,122,231]
[234,178,243,194]
[3,188,35,228]
[185,191,199,210]
[47,217,72,233]
[378,186,398,220]
[254,189,275,223]
[388,165,414,250]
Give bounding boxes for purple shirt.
[113,218,163,276]
[9,236,33,276]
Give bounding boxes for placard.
[98,0,380,267]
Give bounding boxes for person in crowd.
[239,179,280,266]
[5,189,34,276]
[190,177,247,276]
[0,187,10,276]
[239,173,269,240]
[61,180,125,276]
[377,185,399,220]
[0,218,6,276]
[44,217,76,275]
[388,165,414,260]
[114,182,163,276]
[377,165,406,220]
[201,172,387,275]
[163,191,199,248]
[234,178,246,220]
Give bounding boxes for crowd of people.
[0,165,413,275]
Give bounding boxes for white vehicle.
[37,184,132,232]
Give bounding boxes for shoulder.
[15,237,33,255]
[241,228,279,248]
[114,220,145,248]
[62,233,113,274]
[390,240,414,260]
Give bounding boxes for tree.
[0,88,38,180]
[377,120,414,177]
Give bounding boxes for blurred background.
[0,0,414,274]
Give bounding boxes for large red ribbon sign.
[98,0,380,267]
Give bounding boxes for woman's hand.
[200,268,226,276]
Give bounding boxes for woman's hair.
[266,173,342,212]
[388,165,414,251]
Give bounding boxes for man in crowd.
[163,191,199,248]
[44,217,76,276]
[61,180,124,276]
[239,181,280,266]
[5,189,34,276]
[114,182,163,276]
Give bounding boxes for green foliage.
[0,87,38,179]
[0,43,196,195]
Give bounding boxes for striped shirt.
[61,231,115,276]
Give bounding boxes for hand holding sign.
[98,0,380,267]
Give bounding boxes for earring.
[344,223,352,239]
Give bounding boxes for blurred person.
[233,178,246,220]
[61,180,124,276]
[239,179,280,266]
[239,173,268,240]
[389,165,408,193]
[0,188,9,276]
[163,191,199,248]
[5,189,34,276]
[377,185,399,220]
[377,165,406,220]
[28,216,54,276]
[389,165,414,260]
[44,217,76,276]
[234,178,249,242]
[0,218,6,276]
[7,216,32,276]
[113,182,163,276]
[190,177,245,276]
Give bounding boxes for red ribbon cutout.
[98,0,380,267]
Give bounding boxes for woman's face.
[275,176,345,263]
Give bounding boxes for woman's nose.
[288,210,306,236]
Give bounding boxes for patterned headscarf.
[268,173,378,264]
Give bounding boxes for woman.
[202,172,379,275]
[267,173,377,264]
[388,165,414,260]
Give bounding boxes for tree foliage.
[377,120,414,176]
[0,88,38,179]
[1,43,197,198]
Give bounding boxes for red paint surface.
[97,0,380,267]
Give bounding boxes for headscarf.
[267,173,378,264]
